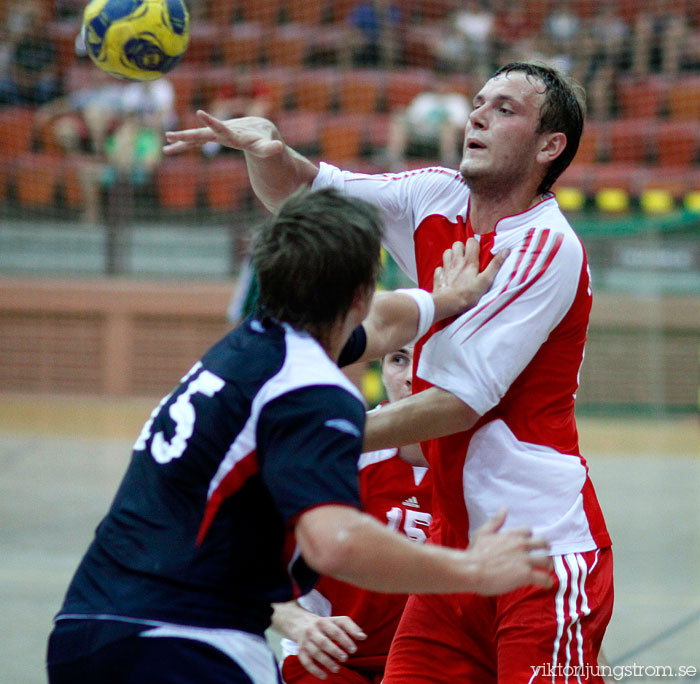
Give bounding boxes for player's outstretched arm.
[360,239,508,362]
[296,505,552,596]
[163,111,319,211]
[271,601,367,680]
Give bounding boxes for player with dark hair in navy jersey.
[47,187,551,684]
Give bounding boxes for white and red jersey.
[313,163,610,556]
[282,447,432,667]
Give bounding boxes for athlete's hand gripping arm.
[360,239,508,362]
[296,506,552,595]
[271,601,367,680]
[163,111,319,212]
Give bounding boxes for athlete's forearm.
[363,386,479,451]
[244,145,319,212]
[296,506,480,594]
[297,505,551,596]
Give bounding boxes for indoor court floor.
[1,394,698,684]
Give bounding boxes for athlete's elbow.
[296,507,367,577]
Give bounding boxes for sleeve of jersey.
[313,162,457,283]
[257,385,365,525]
[417,229,584,416]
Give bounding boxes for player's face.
[459,71,547,190]
[381,346,414,403]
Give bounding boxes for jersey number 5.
[386,506,432,543]
[133,362,226,464]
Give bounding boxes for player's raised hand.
[465,509,553,595]
[163,111,285,157]
[293,615,367,680]
[432,238,510,320]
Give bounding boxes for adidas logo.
[402,496,420,508]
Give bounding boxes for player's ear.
[536,131,567,165]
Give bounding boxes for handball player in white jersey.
[165,60,613,683]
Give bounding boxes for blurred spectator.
[0,0,61,106]
[35,69,127,155]
[381,80,470,170]
[433,0,494,79]
[491,1,539,66]
[631,0,687,76]
[347,0,402,67]
[39,77,175,224]
[543,0,581,59]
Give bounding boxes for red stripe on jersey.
[449,228,538,339]
[196,449,258,546]
[454,232,564,346]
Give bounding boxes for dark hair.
[492,61,586,194]
[251,187,383,335]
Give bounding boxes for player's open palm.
[163,112,284,157]
[294,615,367,680]
[467,509,553,595]
[433,238,509,314]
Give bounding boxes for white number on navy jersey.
[385,506,432,543]
[132,362,226,464]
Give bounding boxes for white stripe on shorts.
[140,623,279,684]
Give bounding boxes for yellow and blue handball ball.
[82,0,190,81]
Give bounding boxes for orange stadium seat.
[637,167,694,200]
[576,120,603,164]
[587,163,642,195]
[156,157,202,210]
[331,0,359,22]
[338,70,386,113]
[286,0,325,25]
[14,152,62,207]
[616,75,668,119]
[0,155,12,203]
[183,21,222,64]
[204,157,250,210]
[652,121,700,168]
[320,113,366,163]
[414,0,458,20]
[274,110,322,153]
[222,22,266,67]
[238,0,282,24]
[249,67,293,114]
[402,24,441,69]
[0,107,36,156]
[605,118,654,164]
[292,68,337,111]
[554,162,595,195]
[365,112,393,151]
[266,24,310,67]
[167,65,201,117]
[47,19,81,71]
[207,0,237,23]
[667,76,700,120]
[385,69,432,111]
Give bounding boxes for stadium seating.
[319,113,366,163]
[203,157,250,210]
[155,158,202,210]
[0,107,37,156]
[338,70,386,113]
[14,153,63,207]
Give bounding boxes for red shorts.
[383,547,613,683]
[281,655,383,684]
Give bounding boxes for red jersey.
[313,163,610,556]
[281,448,432,668]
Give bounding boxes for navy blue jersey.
[56,317,367,637]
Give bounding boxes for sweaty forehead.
[478,72,546,108]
